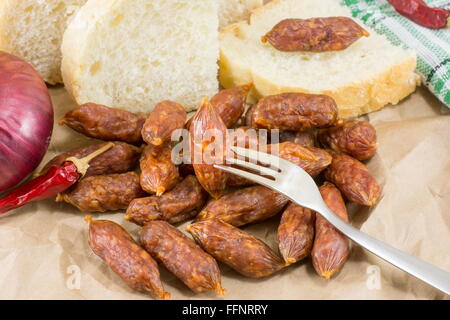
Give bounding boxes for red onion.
[0,51,53,193]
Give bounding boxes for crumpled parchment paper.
[0,86,448,300]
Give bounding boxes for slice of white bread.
[218,0,263,28]
[0,0,87,84]
[0,0,258,86]
[219,0,421,118]
[62,0,219,113]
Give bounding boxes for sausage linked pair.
[86,218,225,298]
[277,183,351,279]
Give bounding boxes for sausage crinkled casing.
[324,151,381,206]
[226,173,255,188]
[228,126,261,150]
[312,183,350,279]
[39,142,141,177]
[196,186,289,227]
[186,85,252,129]
[209,84,251,128]
[126,175,207,226]
[277,203,316,265]
[85,217,169,299]
[140,221,225,295]
[279,131,316,148]
[252,93,338,131]
[190,99,228,199]
[56,172,145,212]
[59,103,146,144]
[318,120,377,160]
[142,100,187,146]
[262,17,370,52]
[272,142,332,177]
[187,219,285,278]
[140,144,179,196]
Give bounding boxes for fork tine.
[232,146,314,181]
[225,157,279,178]
[231,146,282,170]
[214,164,278,189]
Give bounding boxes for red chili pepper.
[388,0,450,29]
[0,142,114,214]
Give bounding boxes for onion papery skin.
[0,51,53,193]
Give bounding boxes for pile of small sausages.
[48,83,381,299]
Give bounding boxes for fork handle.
[316,204,450,295]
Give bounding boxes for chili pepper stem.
[66,142,115,176]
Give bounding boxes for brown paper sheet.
[0,86,449,300]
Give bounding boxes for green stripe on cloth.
[341,0,450,109]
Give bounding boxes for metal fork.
[215,146,450,295]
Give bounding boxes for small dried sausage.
[209,84,251,128]
[125,175,207,226]
[186,85,252,129]
[190,99,228,199]
[262,17,369,52]
[187,219,285,278]
[196,186,288,227]
[141,100,187,146]
[86,217,169,299]
[39,142,141,177]
[272,142,332,177]
[312,183,350,279]
[252,93,338,131]
[318,120,377,160]
[56,172,145,212]
[279,131,316,148]
[59,103,145,144]
[228,126,261,150]
[324,151,381,206]
[277,203,315,265]
[226,174,255,188]
[140,144,179,196]
[140,221,225,295]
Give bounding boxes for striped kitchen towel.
[341,0,450,108]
